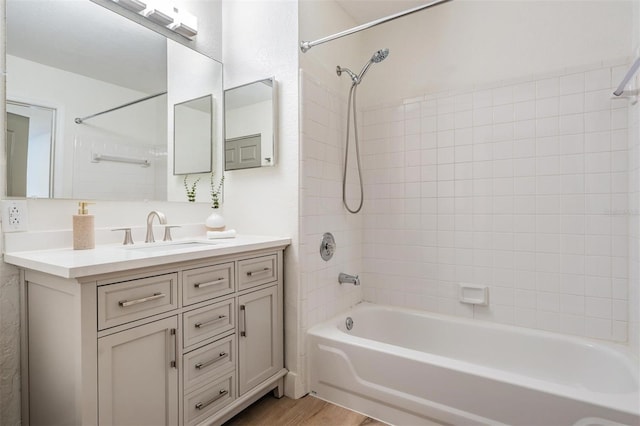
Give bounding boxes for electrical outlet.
[1,200,28,232]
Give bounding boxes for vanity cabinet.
[238,285,279,395]
[18,245,287,426]
[97,316,179,426]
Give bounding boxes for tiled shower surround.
[300,69,364,328]
[359,59,632,343]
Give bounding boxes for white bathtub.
[308,303,640,426]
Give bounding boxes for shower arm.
[300,0,452,53]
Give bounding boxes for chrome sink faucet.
[145,210,167,243]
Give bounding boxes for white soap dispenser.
[73,201,95,250]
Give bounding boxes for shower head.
[357,47,389,83]
[337,48,389,85]
[371,48,389,63]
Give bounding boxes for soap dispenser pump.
[73,201,95,250]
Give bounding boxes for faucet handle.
[112,228,134,245]
[163,225,181,242]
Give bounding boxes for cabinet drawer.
[97,274,178,330]
[184,372,235,426]
[183,298,234,348]
[183,262,234,306]
[183,335,235,391]
[238,254,277,291]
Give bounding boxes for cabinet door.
[98,316,179,426]
[237,285,281,395]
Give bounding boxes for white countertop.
[4,235,291,279]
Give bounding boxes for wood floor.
[223,394,388,426]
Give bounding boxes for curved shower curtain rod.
[299,0,452,53]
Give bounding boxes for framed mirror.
[6,0,223,201]
[224,78,276,171]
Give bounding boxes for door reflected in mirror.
[174,95,213,175]
[224,78,276,171]
[6,101,55,198]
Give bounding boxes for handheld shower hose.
[338,48,389,214]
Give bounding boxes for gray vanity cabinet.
[19,246,287,426]
[238,285,280,395]
[97,316,180,426]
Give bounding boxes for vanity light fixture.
[144,6,174,26]
[170,22,197,38]
[109,0,198,39]
[169,7,198,38]
[114,0,147,13]
[169,9,198,38]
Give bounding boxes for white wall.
[361,60,632,341]
[361,0,634,106]
[628,0,640,357]
[352,0,636,344]
[91,0,223,62]
[221,0,301,396]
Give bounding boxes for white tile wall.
[360,60,633,342]
[73,133,166,201]
[628,71,640,355]
[299,69,364,327]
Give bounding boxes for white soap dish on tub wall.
[459,283,489,306]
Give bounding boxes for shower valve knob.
[320,232,336,261]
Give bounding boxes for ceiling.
[335,0,430,25]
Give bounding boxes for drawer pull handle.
[194,278,226,289]
[246,267,271,277]
[194,315,226,329]
[195,352,228,370]
[195,389,228,410]
[118,292,165,307]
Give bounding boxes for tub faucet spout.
[145,210,167,243]
[339,272,360,286]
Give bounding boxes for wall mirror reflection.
[174,95,213,175]
[224,78,276,171]
[6,0,223,202]
[6,101,55,198]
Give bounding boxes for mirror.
[224,78,276,170]
[174,95,213,175]
[6,0,223,201]
[6,101,55,198]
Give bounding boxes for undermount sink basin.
[123,240,222,253]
